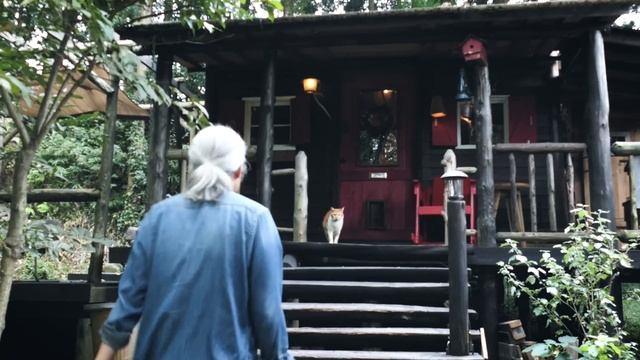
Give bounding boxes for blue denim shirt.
[101,192,291,360]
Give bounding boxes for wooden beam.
[585,30,616,228]
[146,53,172,209]
[294,152,308,242]
[0,189,100,203]
[611,141,640,156]
[494,142,586,153]
[257,48,277,209]
[88,76,119,286]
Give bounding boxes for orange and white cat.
[323,207,344,244]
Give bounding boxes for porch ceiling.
[118,0,635,70]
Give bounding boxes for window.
[243,96,295,151]
[457,95,509,148]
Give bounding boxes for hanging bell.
[455,68,472,102]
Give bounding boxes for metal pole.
[447,190,469,356]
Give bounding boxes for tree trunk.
[0,145,36,339]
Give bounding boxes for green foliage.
[624,284,640,343]
[498,206,639,359]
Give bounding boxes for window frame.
[456,95,510,149]
[242,96,296,151]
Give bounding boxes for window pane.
[274,126,291,145]
[249,104,291,145]
[274,105,291,125]
[491,103,505,143]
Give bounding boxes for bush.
[498,206,639,359]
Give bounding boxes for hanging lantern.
[460,101,473,124]
[455,68,472,102]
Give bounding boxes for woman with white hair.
[96,125,292,360]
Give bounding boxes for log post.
[508,153,518,231]
[528,154,538,232]
[585,30,616,227]
[470,61,496,247]
[629,156,639,230]
[566,153,575,213]
[88,76,119,285]
[146,53,172,209]
[547,153,557,231]
[464,36,496,359]
[257,48,276,209]
[293,152,308,242]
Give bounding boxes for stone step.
[289,350,485,360]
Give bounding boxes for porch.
[120,0,639,246]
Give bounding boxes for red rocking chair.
[411,177,476,245]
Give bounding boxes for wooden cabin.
[5,2,640,360]
[120,0,639,244]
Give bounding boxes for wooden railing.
[611,141,640,230]
[493,143,587,245]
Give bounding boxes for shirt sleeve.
[100,210,155,350]
[249,211,292,360]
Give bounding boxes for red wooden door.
[338,71,416,241]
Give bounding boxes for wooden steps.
[289,350,485,360]
[281,246,483,358]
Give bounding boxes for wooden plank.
[585,30,616,228]
[497,231,640,243]
[283,280,449,299]
[167,148,188,160]
[284,266,457,282]
[282,241,470,261]
[494,142,586,153]
[546,153,557,231]
[282,302,477,323]
[0,189,100,203]
[288,327,481,337]
[272,168,295,176]
[289,350,484,360]
[611,141,640,156]
[528,154,537,232]
[9,281,90,302]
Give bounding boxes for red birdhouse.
[462,37,487,65]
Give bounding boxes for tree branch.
[35,32,70,132]
[39,60,97,142]
[2,128,19,147]
[0,87,31,145]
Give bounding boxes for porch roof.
[118,0,635,69]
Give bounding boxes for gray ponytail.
[184,125,247,201]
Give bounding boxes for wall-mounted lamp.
[430,96,446,119]
[302,77,319,94]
